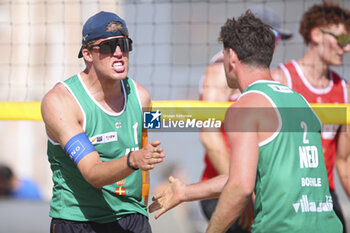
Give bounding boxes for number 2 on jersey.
[300,121,309,144]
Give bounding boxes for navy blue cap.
[249,5,293,40]
[78,11,128,58]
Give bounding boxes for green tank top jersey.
[242,81,342,233]
[47,74,147,223]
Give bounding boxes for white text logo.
[293,195,333,213]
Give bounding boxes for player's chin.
[112,72,128,80]
[331,61,342,67]
[330,56,343,66]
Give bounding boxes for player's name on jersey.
[299,145,319,168]
[301,177,321,187]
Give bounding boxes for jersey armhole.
[239,90,282,147]
[341,79,348,103]
[130,79,143,112]
[47,79,87,145]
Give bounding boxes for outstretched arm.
[149,175,228,219]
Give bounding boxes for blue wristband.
[64,133,96,164]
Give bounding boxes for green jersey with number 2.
[243,81,343,233]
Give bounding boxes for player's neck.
[80,71,125,112]
[239,68,273,92]
[298,51,330,88]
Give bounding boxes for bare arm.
[200,62,238,174]
[41,82,164,189]
[335,83,350,198]
[206,97,259,233]
[206,93,276,233]
[336,124,350,198]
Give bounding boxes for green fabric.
[244,81,342,233]
[47,74,147,223]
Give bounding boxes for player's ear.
[310,28,322,45]
[82,48,93,62]
[229,48,238,68]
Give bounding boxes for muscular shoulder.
[225,92,277,133]
[202,62,238,101]
[41,83,76,115]
[41,83,82,141]
[134,81,151,111]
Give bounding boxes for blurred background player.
[0,164,41,200]
[198,5,293,232]
[41,11,165,233]
[272,2,350,232]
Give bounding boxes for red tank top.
[280,60,347,190]
[199,93,239,182]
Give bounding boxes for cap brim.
[281,32,293,40]
[277,28,293,40]
[78,46,83,58]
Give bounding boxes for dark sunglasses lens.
[117,38,132,52]
[127,38,133,52]
[338,34,350,48]
[99,40,116,54]
[95,38,133,54]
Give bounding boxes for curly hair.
[300,1,350,44]
[219,10,275,69]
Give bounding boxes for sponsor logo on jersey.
[115,122,121,128]
[268,84,293,93]
[90,132,118,145]
[292,195,333,213]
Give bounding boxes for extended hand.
[149,176,186,219]
[130,140,165,170]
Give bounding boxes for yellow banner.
[0,101,349,125]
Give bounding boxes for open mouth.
[113,61,125,72]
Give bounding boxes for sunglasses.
[320,29,350,48]
[88,37,133,54]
